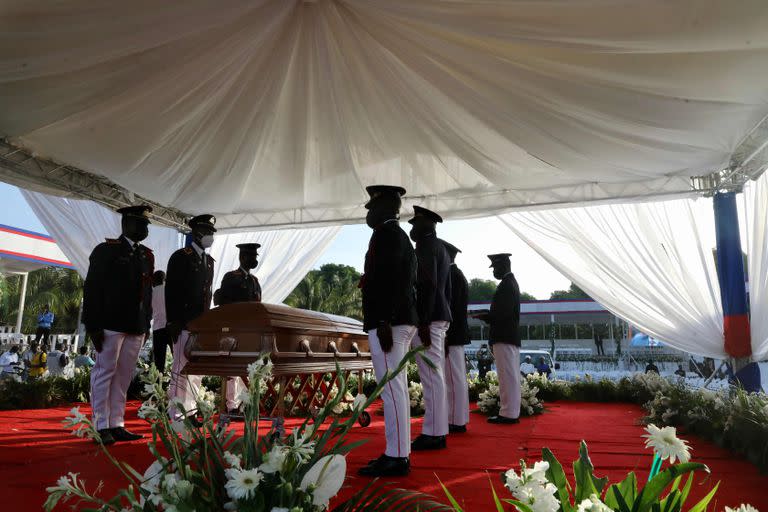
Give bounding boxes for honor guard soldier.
[357,185,418,478]
[214,242,262,413]
[475,253,522,424]
[443,242,471,433]
[166,214,216,419]
[408,206,452,451]
[83,205,154,444]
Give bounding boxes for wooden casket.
[183,302,371,417]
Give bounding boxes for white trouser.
[90,330,144,430]
[369,324,416,458]
[493,343,521,419]
[168,330,202,418]
[412,321,449,437]
[225,377,246,410]
[445,345,470,427]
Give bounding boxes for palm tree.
[285,264,363,320]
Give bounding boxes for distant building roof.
[468,299,614,326]
[0,224,73,274]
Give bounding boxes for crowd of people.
[0,340,94,382]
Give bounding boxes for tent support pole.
[15,272,28,335]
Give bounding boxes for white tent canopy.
[2,1,768,229]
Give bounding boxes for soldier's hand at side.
[418,325,431,348]
[89,330,105,353]
[378,322,393,353]
[167,323,181,344]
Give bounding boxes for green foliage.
[549,282,590,300]
[285,264,362,320]
[0,267,83,333]
[468,278,496,302]
[0,368,91,410]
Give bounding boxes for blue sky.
[0,182,571,298]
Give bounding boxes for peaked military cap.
[236,243,261,252]
[443,241,461,258]
[408,205,443,224]
[487,252,512,267]
[117,204,152,221]
[188,214,217,232]
[364,185,406,209]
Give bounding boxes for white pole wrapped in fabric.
[21,190,181,276]
[745,172,768,360]
[210,227,341,304]
[498,198,725,358]
[15,272,28,334]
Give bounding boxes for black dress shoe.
[357,455,410,477]
[96,429,115,445]
[111,427,144,441]
[449,424,467,433]
[487,415,520,424]
[411,434,447,451]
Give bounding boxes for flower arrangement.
[438,424,754,512]
[45,349,431,512]
[476,370,544,417]
[409,381,425,416]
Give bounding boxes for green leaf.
[632,463,709,512]
[488,475,505,512]
[686,481,720,512]
[679,473,694,505]
[437,477,464,511]
[542,448,574,512]
[506,499,534,512]
[607,485,633,512]
[573,441,606,503]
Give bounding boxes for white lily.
[643,424,691,463]
[352,393,367,411]
[299,454,346,507]
[725,505,759,512]
[576,494,612,512]
[260,445,289,474]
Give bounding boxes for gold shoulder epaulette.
[183,247,194,254]
[105,238,120,244]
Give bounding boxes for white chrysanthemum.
[643,424,691,463]
[300,454,347,507]
[725,505,760,512]
[576,494,612,512]
[260,445,289,474]
[225,468,263,500]
[223,451,242,468]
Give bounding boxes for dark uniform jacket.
[415,235,452,325]
[83,236,154,335]
[361,219,418,332]
[488,272,521,346]
[165,245,215,329]
[217,269,261,305]
[445,263,470,346]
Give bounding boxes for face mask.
[200,234,214,249]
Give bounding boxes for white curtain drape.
[209,227,341,303]
[745,173,768,360]
[21,190,181,277]
[3,2,768,228]
[499,198,725,357]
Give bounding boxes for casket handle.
[351,342,360,356]
[300,339,313,355]
[327,341,339,356]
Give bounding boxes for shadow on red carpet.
[1,401,765,511]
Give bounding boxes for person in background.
[0,346,21,380]
[476,344,493,379]
[535,356,551,378]
[35,304,55,345]
[29,343,47,379]
[645,360,660,374]
[47,342,68,377]
[21,343,36,381]
[674,364,686,378]
[520,356,536,376]
[593,333,605,356]
[74,346,95,369]
[150,270,170,372]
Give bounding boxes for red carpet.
[1,401,766,511]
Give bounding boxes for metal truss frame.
[0,138,189,231]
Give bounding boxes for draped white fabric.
[3,1,768,228]
[498,199,725,357]
[745,173,768,360]
[209,227,341,303]
[21,190,181,277]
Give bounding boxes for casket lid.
[187,302,365,336]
